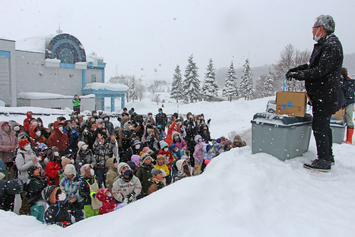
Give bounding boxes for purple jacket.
[0,121,18,163]
[171,131,187,150]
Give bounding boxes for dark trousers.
[94,168,107,188]
[312,114,332,160]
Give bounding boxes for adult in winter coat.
[198,123,211,143]
[183,113,198,167]
[143,112,156,127]
[47,121,69,156]
[0,121,17,180]
[63,122,79,157]
[286,15,344,172]
[15,139,42,184]
[28,124,45,146]
[174,159,192,182]
[101,114,114,135]
[165,119,181,146]
[112,162,142,203]
[119,121,136,162]
[341,67,355,144]
[45,146,62,185]
[155,108,167,131]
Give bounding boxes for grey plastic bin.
[330,120,346,144]
[251,113,312,161]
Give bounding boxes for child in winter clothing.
[171,131,187,151]
[224,140,233,152]
[76,141,96,172]
[58,157,74,184]
[105,157,118,192]
[143,128,160,159]
[147,168,165,195]
[135,154,154,198]
[154,155,170,185]
[79,164,101,218]
[26,166,47,222]
[42,185,73,227]
[193,135,206,175]
[45,146,62,185]
[112,162,142,204]
[95,188,117,215]
[170,144,185,177]
[174,159,192,182]
[60,164,84,222]
[0,178,23,212]
[156,125,166,141]
[232,135,247,148]
[204,144,215,161]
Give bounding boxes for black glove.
[287,72,302,81]
[207,119,211,124]
[127,192,135,203]
[285,68,299,80]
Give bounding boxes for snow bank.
[18,92,95,100]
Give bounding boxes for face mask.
[82,145,88,150]
[314,28,321,42]
[75,119,79,123]
[36,131,41,137]
[93,113,97,117]
[163,147,168,152]
[183,164,188,170]
[51,126,54,130]
[54,151,59,157]
[135,145,140,149]
[32,122,38,126]
[104,118,108,121]
[148,115,152,118]
[58,192,66,201]
[123,170,131,176]
[58,127,64,132]
[24,145,31,151]
[189,115,193,119]
[107,193,112,197]
[14,126,20,131]
[174,136,179,141]
[198,138,202,142]
[38,122,42,127]
[90,169,95,176]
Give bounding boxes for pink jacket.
[171,131,187,150]
[0,121,18,163]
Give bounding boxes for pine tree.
[261,72,275,97]
[202,59,219,101]
[183,54,200,103]
[170,65,184,103]
[239,59,254,100]
[128,77,137,102]
[222,61,238,102]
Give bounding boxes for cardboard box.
[331,108,344,121]
[276,91,307,117]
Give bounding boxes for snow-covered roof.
[15,35,54,53]
[83,82,129,91]
[18,92,95,99]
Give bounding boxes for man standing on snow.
[155,108,167,131]
[286,15,344,172]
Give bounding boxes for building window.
[91,74,96,83]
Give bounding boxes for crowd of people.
[0,107,246,227]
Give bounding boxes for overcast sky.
[1,0,355,84]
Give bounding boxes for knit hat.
[127,161,137,172]
[216,138,222,144]
[80,164,93,177]
[61,157,73,169]
[170,144,178,150]
[156,155,165,160]
[131,155,140,166]
[77,141,86,150]
[19,139,30,149]
[140,153,153,165]
[42,185,60,204]
[151,168,162,177]
[142,147,152,154]
[64,164,76,176]
[0,173,5,180]
[132,139,141,146]
[159,141,168,149]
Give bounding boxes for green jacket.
[135,164,153,197]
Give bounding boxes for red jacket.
[47,121,69,152]
[29,125,45,145]
[96,188,117,215]
[45,160,62,185]
[165,121,180,146]
[23,111,32,131]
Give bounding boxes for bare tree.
[152,94,160,105]
[136,81,145,101]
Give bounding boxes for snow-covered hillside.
[1,96,355,237]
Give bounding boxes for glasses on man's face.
[312,26,320,30]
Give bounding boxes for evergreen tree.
[202,59,219,101]
[183,54,200,103]
[128,77,137,102]
[222,61,238,102]
[170,65,184,102]
[261,71,275,97]
[239,59,254,100]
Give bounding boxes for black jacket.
[26,176,48,206]
[342,77,355,108]
[44,201,72,226]
[293,34,344,115]
[155,113,167,127]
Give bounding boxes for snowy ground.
[1,96,355,237]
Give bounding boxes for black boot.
[304,159,331,172]
[329,155,335,166]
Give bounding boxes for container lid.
[251,112,312,126]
